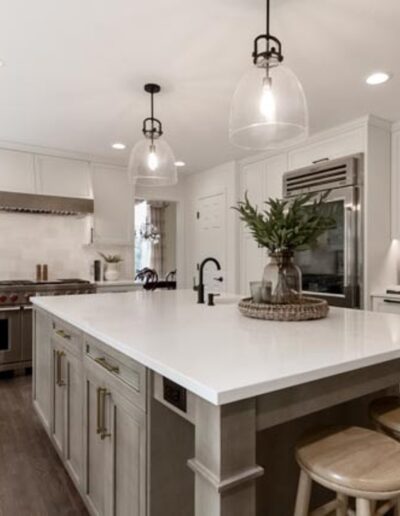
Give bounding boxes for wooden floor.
[0,372,88,516]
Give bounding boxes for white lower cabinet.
[51,336,84,488]
[84,359,147,516]
[33,309,53,432]
[33,309,147,516]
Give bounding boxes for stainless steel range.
[0,279,95,373]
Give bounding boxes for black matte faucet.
[197,257,221,304]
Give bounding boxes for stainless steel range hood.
[0,191,94,215]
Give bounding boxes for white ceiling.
[0,0,399,173]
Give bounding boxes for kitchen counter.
[32,289,400,516]
[32,289,400,405]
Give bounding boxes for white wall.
[183,161,239,293]
[0,212,134,281]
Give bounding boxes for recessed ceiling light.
[366,72,391,85]
[174,161,186,167]
[111,142,126,150]
[0,60,5,68]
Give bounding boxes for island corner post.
[188,396,264,516]
[186,358,400,516]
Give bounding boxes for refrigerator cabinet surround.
[283,154,363,308]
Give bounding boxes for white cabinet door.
[239,155,287,295]
[239,161,265,294]
[92,165,134,245]
[51,343,66,456]
[35,155,92,198]
[84,360,147,516]
[0,148,36,193]
[264,154,287,200]
[84,367,109,516]
[33,310,52,432]
[64,351,84,488]
[107,387,146,516]
[287,128,364,170]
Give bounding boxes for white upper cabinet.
[287,127,365,170]
[35,155,92,198]
[0,148,36,193]
[239,153,287,294]
[264,153,287,199]
[92,164,134,245]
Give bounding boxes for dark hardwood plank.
[0,373,88,516]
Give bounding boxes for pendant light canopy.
[128,84,177,187]
[229,0,308,150]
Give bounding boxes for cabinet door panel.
[85,373,108,516]
[287,128,364,170]
[33,310,52,431]
[110,390,146,516]
[92,165,134,245]
[51,346,65,456]
[65,355,83,487]
[36,155,92,198]
[0,149,35,193]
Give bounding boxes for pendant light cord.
[150,91,154,145]
[266,0,271,77]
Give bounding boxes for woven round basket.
[238,296,329,322]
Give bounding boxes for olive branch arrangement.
[233,192,336,253]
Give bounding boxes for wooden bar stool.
[369,396,400,440]
[294,426,400,516]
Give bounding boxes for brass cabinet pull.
[56,329,71,340]
[95,357,120,375]
[96,387,111,439]
[100,389,111,440]
[96,387,103,434]
[56,350,66,386]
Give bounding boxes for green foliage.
[98,253,123,263]
[233,192,335,253]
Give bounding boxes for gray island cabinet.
[32,290,400,516]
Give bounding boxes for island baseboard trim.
[187,458,264,493]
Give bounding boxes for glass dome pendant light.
[229,0,309,150]
[128,83,177,187]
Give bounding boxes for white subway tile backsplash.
[0,212,133,280]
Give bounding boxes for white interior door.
[195,192,226,293]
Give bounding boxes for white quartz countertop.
[32,290,400,405]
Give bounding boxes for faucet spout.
[197,257,221,304]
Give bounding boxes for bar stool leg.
[336,493,348,516]
[356,498,372,516]
[395,496,400,516]
[294,470,312,516]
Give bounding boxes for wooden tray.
[238,296,329,322]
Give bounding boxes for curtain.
[149,206,165,276]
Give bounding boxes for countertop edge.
[32,297,400,406]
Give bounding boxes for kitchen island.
[32,290,400,516]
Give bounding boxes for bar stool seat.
[369,396,400,438]
[294,426,400,515]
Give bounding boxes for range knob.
[10,294,19,303]
[0,295,7,303]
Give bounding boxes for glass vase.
[262,251,302,304]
